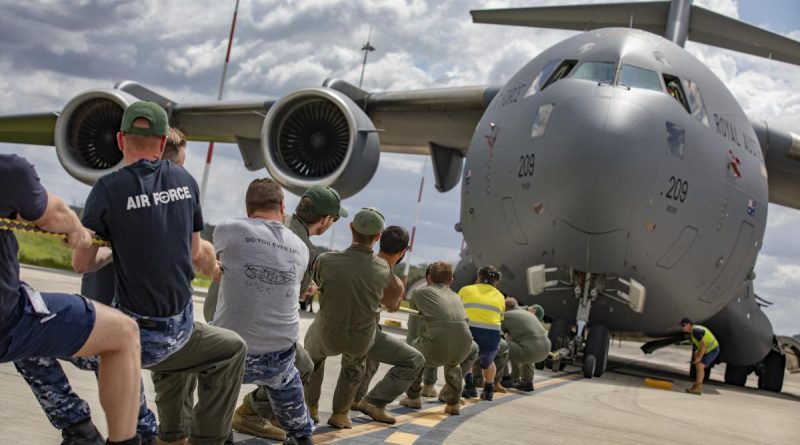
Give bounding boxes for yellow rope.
[0,217,109,247]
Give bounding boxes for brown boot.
[232,403,287,440]
[327,413,353,429]
[351,398,364,412]
[399,396,422,409]
[444,403,460,415]
[420,384,437,397]
[308,404,320,424]
[494,382,508,393]
[356,399,396,424]
[685,383,702,395]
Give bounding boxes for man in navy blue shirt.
[74,102,245,445]
[0,154,142,445]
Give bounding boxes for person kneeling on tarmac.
[498,298,551,392]
[399,262,475,415]
[681,318,720,395]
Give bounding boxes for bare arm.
[33,192,92,249]
[192,234,221,280]
[694,339,707,363]
[73,246,113,274]
[380,273,405,312]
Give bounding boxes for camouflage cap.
[302,185,348,218]
[352,207,385,236]
[120,101,169,136]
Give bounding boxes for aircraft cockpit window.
[525,59,561,97]
[684,79,710,127]
[540,60,577,90]
[619,64,662,92]
[571,62,615,83]
[663,74,691,114]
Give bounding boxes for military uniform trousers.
[406,321,474,405]
[507,336,551,383]
[304,318,376,414]
[354,325,425,408]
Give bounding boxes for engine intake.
[262,87,380,198]
[54,89,138,185]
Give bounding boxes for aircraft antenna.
[199,0,240,209]
[403,157,428,281]
[358,27,376,88]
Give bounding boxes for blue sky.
[0,0,798,335]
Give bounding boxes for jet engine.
[261,87,380,198]
[54,89,138,185]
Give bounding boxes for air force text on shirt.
[126,186,193,210]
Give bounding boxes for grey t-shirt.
[211,217,309,355]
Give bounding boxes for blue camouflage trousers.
[13,301,195,440]
[243,345,314,438]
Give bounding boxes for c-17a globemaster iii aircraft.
[1,0,799,391]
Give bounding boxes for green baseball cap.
[352,207,385,236]
[531,304,545,321]
[120,101,169,136]
[302,185,348,218]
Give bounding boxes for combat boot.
[514,380,534,392]
[480,383,495,401]
[685,383,702,395]
[444,403,460,415]
[420,384,437,397]
[327,413,352,429]
[399,396,422,409]
[351,398,363,411]
[499,374,514,388]
[439,387,465,405]
[61,419,104,445]
[308,404,320,424]
[232,402,287,440]
[461,373,478,398]
[494,382,508,393]
[356,399,396,424]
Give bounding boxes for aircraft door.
[699,221,754,303]
[501,197,528,245]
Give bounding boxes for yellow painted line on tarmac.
[318,372,583,444]
[385,431,420,444]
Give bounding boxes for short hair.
[351,226,377,245]
[380,226,409,254]
[477,265,501,285]
[162,127,186,163]
[505,297,518,311]
[425,263,433,277]
[295,197,324,224]
[245,178,283,214]
[428,262,453,284]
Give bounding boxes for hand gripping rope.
[0,217,110,247]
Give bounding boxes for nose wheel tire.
[585,325,610,377]
[758,350,785,393]
[724,364,749,387]
[583,354,597,378]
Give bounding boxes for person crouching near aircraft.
[681,318,720,395]
[352,226,424,425]
[210,178,315,445]
[303,207,391,429]
[399,262,475,415]
[458,265,505,401]
[500,298,551,392]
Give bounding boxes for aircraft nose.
[542,95,659,233]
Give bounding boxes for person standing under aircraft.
[399,262,475,415]
[352,226,424,425]
[458,265,505,401]
[681,318,720,395]
[212,178,315,445]
[303,207,391,429]
[1,154,142,445]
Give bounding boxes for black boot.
[61,420,105,445]
[285,435,314,445]
[500,374,514,388]
[480,383,495,401]
[462,373,478,398]
[514,380,534,392]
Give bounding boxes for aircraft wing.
[0,112,59,146]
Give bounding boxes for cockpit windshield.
[619,64,662,92]
[571,62,615,83]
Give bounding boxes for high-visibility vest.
[458,283,505,331]
[690,325,719,352]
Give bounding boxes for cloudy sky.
[1,0,798,335]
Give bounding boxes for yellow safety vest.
[690,325,719,352]
[458,283,505,331]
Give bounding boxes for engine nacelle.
[54,89,138,185]
[261,87,380,198]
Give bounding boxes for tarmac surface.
[1,265,798,444]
